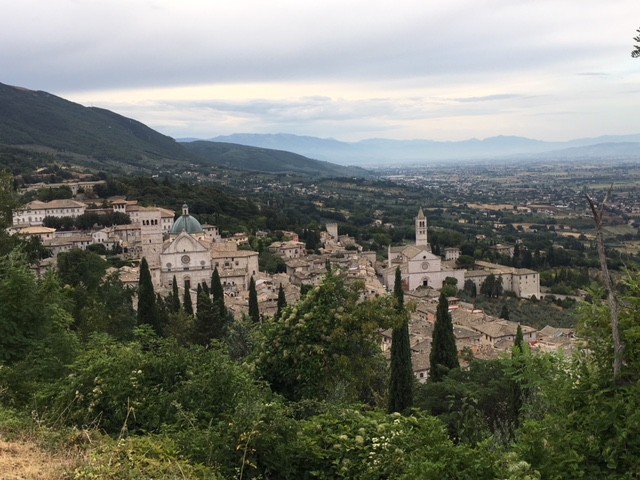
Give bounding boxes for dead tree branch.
[585,187,624,380]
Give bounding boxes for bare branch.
[585,187,624,381]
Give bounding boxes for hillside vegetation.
[0,82,364,178]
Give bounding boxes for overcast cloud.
[2,0,639,141]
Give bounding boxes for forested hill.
[182,140,367,176]
[0,82,366,177]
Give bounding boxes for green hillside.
[0,82,366,177]
[183,140,367,176]
[0,83,191,169]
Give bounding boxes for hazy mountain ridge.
[0,82,362,177]
[207,133,640,165]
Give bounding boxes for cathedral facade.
[382,208,465,291]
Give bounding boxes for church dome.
[170,204,204,235]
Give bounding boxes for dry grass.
[0,438,78,480]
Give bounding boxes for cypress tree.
[183,282,193,316]
[275,283,287,320]
[211,267,225,308]
[514,323,524,354]
[388,267,413,414]
[193,283,217,345]
[137,257,161,335]
[248,276,260,323]
[201,280,210,296]
[429,292,459,382]
[500,304,510,320]
[170,275,181,313]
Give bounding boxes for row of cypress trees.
[138,258,289,340]
[388,266,461,414]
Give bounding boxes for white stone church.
[382,208,465,291]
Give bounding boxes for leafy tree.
[300,284,313,296]
[480,274,503,298]
[137,257,161,335]
[259,249,286,274]
[415,357,525,445]
[75,273,137,341]
[248,276,260,323]
[430,293,459,382]
[633,27,640,58]
[0,252,78,403]
[463,279,477,298]
[37,186,72,201]
[456,255,475,269]
[440,277,458,297]
[388,267,413,414]
[500,304,510,320]
[254,273,395,403]
[57,249,106,291]
[275,283,287,320]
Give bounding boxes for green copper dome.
[170,204,204,235]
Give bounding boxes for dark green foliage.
[75,273,137,341]
[183,285,194,316]
[393,266,404,310]
[0,253,78,403]
[137,257,161,335]
[300,283,313,296]
[456,254,475,269]
[430,293,460,382]
[463,279,477,298]
[210,267,224,308]
[480,273,503,298]
[388,267,413,414]
[43,335,266,435]
[500,304,510,320]
[254,273,395,403]
[415,358,523,445]
[57,249,106,291]
[275,283,287,320]
[248,276,260,323]
[514,324,523,352]
[192,284,225,345]
[259,249,287,274]
[170,275,181,313]
[262,408,506,479]
[36,185,72,201]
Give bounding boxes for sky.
[2,0,640,142]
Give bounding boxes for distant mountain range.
[202,133,640,165]
[2,81,636,175]
[0,82,365,178]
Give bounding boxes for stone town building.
[382,208,465,291]
[465,260,541,299]
[269,240,307,259]
[12,199,87,227]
